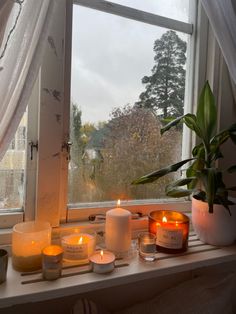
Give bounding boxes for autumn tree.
[136,30,187,119]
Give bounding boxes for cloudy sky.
[71,0,189,124]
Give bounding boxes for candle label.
[63,243,88,260]
[156,227,183,249]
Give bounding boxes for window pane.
[0,113,27,209]
[69,5,189,203]
[107,0,189,22]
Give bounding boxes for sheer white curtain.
[0,0,55,161]
[201,0,236,86]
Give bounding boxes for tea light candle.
[42,245,63,280]
[89,250,115,274]
[61,233,95,262]
[149,210,189,253]
[12,221,51,272]
[105,200,131,253]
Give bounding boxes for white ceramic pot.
[192,196,236,246]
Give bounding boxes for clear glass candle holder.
[138,232,156,262]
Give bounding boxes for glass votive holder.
[42,245,63,280]
[138,232,156,262]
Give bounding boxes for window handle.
[29,141,38,160]
[62,141,72,161]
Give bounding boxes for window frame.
[65,0,197,221]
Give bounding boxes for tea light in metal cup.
[42,245,63,280]
[0,249,8,284]
[89,250,115,274]
[138,232,156,261]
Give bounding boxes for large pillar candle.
[105,200,131,253]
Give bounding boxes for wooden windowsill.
[1,233,236,309]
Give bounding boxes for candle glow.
[117,199,121,207]
[100,250,104,260]
[162,216,167,223]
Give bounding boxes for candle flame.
[162,216,167,223]
[156,222,161,227]
[100,250,104,260]
[31,240,35,245]
[175,221,179,227]
[117,199,121,207]
[78,236,83,244]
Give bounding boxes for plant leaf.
[165,186,193,198]
[200,168,217,213]
[183,114,202,138]
[131,158,195,185]
[160,116,183,135]
[196,81,217,141]
[169,177,196,187]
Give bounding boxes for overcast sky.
[71,0,189,124]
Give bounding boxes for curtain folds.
[0,0,55,161]
[201,0,236,86]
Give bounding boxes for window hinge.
[28,141,38,160]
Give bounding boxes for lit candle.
[149,210,189,253]
[12,221,51,272]
[61,232,95,262]
[105,200,131,253]
[42,245,63,280]
[89,250,115,274]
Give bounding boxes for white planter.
[192,197,236,246]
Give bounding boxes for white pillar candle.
[61,233,95,262]
[105,200,131,253]
[89,250,115,274]
[12,221,51,272]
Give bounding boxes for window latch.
[62,141,73,160]
[29,141,38,160]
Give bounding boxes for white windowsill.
[1,235,236,309]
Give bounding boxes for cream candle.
[105,200,131,253]
[12,221,51,272]
[61,232,95,262]
[89,250,115,274]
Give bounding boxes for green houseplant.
[132,81,236,245]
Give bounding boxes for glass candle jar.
[149,210,189,253]
[12,221,51,272]
[42,245,63,280]
[61,231,96,262]
[138,232,156,261]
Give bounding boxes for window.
[0,0,212,232]
[0,114,27,210]
[68,0,193,208]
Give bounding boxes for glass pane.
[69,5,189,204]
[0,113,27,209]
[107,0,189,23]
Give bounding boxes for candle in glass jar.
[12,221,51,272]
[42,245,63,280]
[89,250,115,274]
[149,210,189,253]
[61,232,95,262]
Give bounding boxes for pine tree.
[136,30,187,119]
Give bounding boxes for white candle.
[61,233,95,261]
[89,250,115,274]
[105,200,131,253]
[12,221,51,272]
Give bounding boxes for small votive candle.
[138,232,156,261]
[12,221,51,272]
[61,232,95,262]
[89,250,115,274]
[42,245,63,280]
[149,210,189,253]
